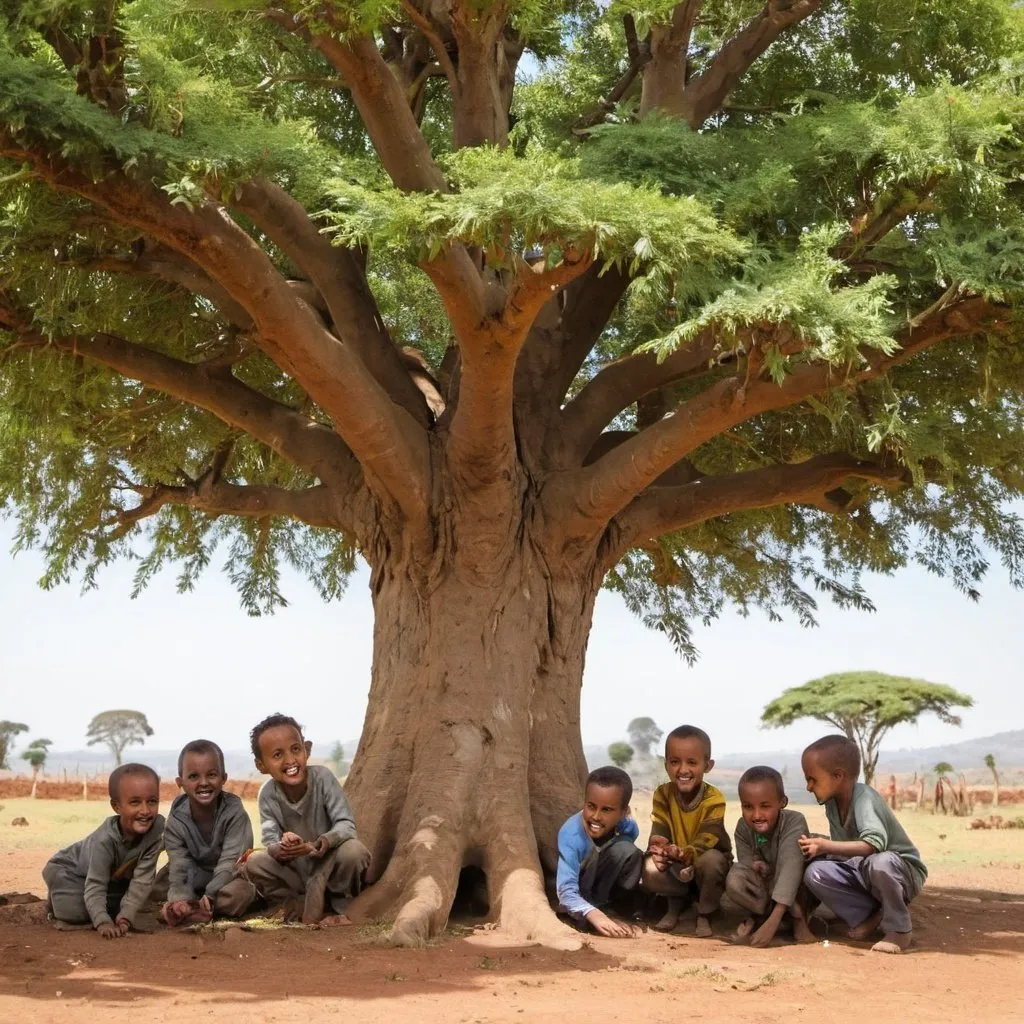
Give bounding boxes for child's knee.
[803,861,830,890]
[641,855,678,893]
[240,849,278,883]
[332,838,371,870]
[865,852,903,884]
[695,849,729,881]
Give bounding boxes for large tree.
[86,709,154,765]
[761,671,973,786]
[2,1,1024,946]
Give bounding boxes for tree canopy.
[607,741,635,767]
[20,736,52,774]
[761,670,973,784]
[1,1,1023,650]
[85,709,154,765]
[626,717,663,758]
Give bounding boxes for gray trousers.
[153,864,256,918]
[43,863,128,925]
[803,852,917,934]
[641,848,731,915]
[243,839,370,915]
[725,863,772,916]
[578,836,642,913]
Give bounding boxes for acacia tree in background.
[0,721,28,769]
[984,753,1000,807]
[762,672,973,786]
[626,717,663,759]
[2,1,1024,945]
[608,741,634,768]
[20,737,52,796]
[85,710,154,766]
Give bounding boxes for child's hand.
[749,922,776,948]
[115,916,131,936]
[272,836,315,861]
[798,834,828,859]
[98,921,120,939]
[310,835,332,858]
[198,894,213,915]
[647,836,670,871]
[752,859,770,878]
[162,899,193,926]
[586,909,636,939]
[664,843,684,863]
[281,832,305,847]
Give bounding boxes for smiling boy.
[642,725,731,937]
[556,766,642,938]
[161,739,256,926]
[242,713,371,925]
[725,765,814,947]
[43,763,164,938]
[799,734,927,954]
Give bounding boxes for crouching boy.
[725,766,815,946]
[556,766,642,938]
[242,714,371,925]
[43,763,164,938]
[642,725,732,937]
[799,735,927,953]
[161,739,256,926]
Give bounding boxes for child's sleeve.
[117,818,165,926]
[769,812,808,908]
[649,786,674,843]
[851,791,890,853]
[205,801,254,900]
[320,771,358,848]
[555,818,595,921]
[620,817,640,842]
[83,834,119,928]
[163,817,195,904]
[258,783,283,847]
[734,821,753,867]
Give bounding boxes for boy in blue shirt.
[556,766,642,938]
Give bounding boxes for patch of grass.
[674,964,729,984]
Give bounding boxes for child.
[161,739,256,926]
[725,765,814,947]
[42,763,164,938]
[242,713,370,925]
[799,734,927,954]
[556,765,642,938]
[642,725,732,937]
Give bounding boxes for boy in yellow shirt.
[642,725,731,937]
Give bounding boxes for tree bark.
[344,524,600,948]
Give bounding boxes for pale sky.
[1,520,1021,757]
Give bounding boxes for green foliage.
[0,0,1023,651]
[20,737,52,773]
[625,716,662,758]
[607,741,634,768]
[0,720,28,770]
[85,709,154,765]
[762,671,973,783]
[934,761,954,776]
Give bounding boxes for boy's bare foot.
[734,917,756,941]
[847,910,883,941]
[695,914,713,938]
[872,930,912,954]
[793,917,817,943]
[653,898,683,932]
[316,913,353,928]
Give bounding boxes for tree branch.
[106,477,340,537]
[559,328,721,459]
[558,294,1006,536]
[233,178,433,425]
[608,452,907,559]
[680,0,823,126]
[0,135,430,522]
[400,0,458,90]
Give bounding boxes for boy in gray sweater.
[242,713,370,925]
[161,739,256,926]
[43,763,164,938]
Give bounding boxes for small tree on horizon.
[330,741,346,777]
[0,721,28,770]
[626,718,663,760]
[761,672,973,786]
[85,710,154,766]
[607,742,635,769]
[933,761,954,777]
[20,738,52,797]
[984,753,1000,807]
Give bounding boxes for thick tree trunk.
[344,534,599,947]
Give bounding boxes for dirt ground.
[2,797,1023,1023]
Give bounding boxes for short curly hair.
[249,713,304,760]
